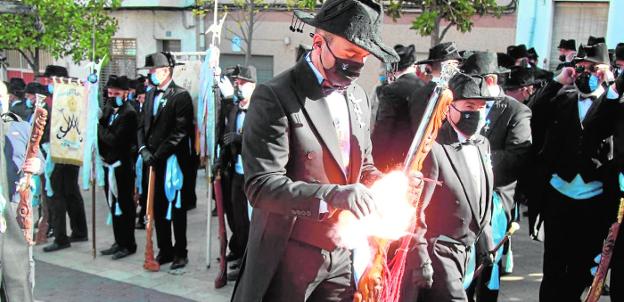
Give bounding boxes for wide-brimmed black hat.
[615,43,624,61]
[24,82,49,96]
[448,73,494,101]
[8,78,26,97]
[394,44,416,70]
[558,39,576,51]
[43,65,68,78]
[528,48,539,60]
[416,42,462,65]
[461,51,510,76]
[497,52,515,69]
[507,44,529,60]
[503,66,537,90]
[574,43,610,65]
[138,52,183,69]
[106,75,130,90]
[226,65,257,83]
[294,0,399,63]
[587,36,606,46]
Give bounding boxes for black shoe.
[230,259,241,270]
[43,242,70,252]
[170,257,189,270]
[156,254,174,265]
[69,235,88,242]
[112,248,134,260]
[100,244,120,256]
[227,269,239,281]
[226,252,240,262]
[135,221,145,230]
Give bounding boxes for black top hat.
[587,36,606,46]
[503,66,536,90]
[105,75,130,90]
[527,47,539,60]
[448,73,493,101]
[497,52,515,69]
[8,78,26,97]
[24,82,49,96]
[416,42,462,65]
[138,52,184,69]
[507,44,529,60]
[574,43,610,65]
[615,43,624,61]
[459,50,475,61]
[43,65,68,78]
[558,39,576,51]
[227,65,257,83]
[461,51,511,76]
[394,44,416,70]
[293,0,399,63]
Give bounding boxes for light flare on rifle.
[337,171,415,249]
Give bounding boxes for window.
[102,38,137,83]
[158,39,181,53]
[219,54,274,84]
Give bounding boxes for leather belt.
[290,218,339,252]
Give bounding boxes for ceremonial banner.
[174,61,202,119]
[50,82,88,166]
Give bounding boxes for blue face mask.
[47,83,54,95]
[149,73,161,86]
[115,96,124,107]
[25,98,34,109]
[127,92,134,101]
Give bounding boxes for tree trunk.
[244,0,254,66]
[430,16,442,47]
[33,48,40,77]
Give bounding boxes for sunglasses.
[574,64,597,73]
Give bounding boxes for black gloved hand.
[223,132,242,145]
[141,148,154,166]
[480,251,495,267]
[325,183,377,219]
[413,261,434,289]
[615,70,624,96]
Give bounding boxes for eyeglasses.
[574,64,597,73]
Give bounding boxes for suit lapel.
[346,89,365,183]
[144,89,156,135]
[476,141,492,224]
[153,85,174,124]
[483,100,507,137]
[302,96,347,180]
[581,96,602,128]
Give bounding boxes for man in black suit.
[507,44,553,85]
[217,65,256,280]
[503,66,537,105]
[408,42,462,135]
[461,52,532,302]
[529,43,622,301]
[556,39,577,71]
[137,52,194,270]
[372,44,424,172]
[231,1,400,301]
[98,75,138,260]
[401,73,496,302]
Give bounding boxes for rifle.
[143,166,160,272]
[34,192,49,244]
[584,198,624,302]
[471,222,520,282]
[16,101,48,245]
[214,170,228,288]
[355,63,458,302]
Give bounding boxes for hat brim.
[573,57,608,65]
[294,10,399,63]
[416,56,463,65]
[137,62,185,70]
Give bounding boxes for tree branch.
[439,21,453,42]
[16,49,35,71]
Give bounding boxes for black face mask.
[319,37,364,91]
[451,104,485,136]
[574,72,600,94]
[559,54,567,62]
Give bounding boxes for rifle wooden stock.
[17,106,48,245]
[357,63,458,302]
[584,198,624,302]
[214,171,228,288]
[144,167,160,272]
[34,193,49,245]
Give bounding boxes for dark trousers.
[220,170,236,241]
[51,164,87,244]
[418,239,470,302]
[467,263,499,302]
[153,169,187,259]
[104,162,137,251]
[137,164,147,225]
[610,226,624,301]
[263,240,354,302]
[539,188,611,302]
[228,172,250,259]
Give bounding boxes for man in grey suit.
[231,1,399,301]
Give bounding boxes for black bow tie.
[155,89,165,95]
[452,138,482,150]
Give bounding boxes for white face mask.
[0,82,8,115]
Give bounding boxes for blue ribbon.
[135,155,143,195]
[42,143,55,197]
[164,155,183,220]
[487,192,508,290]
[114,202,122,216]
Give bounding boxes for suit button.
[306,152,314,160]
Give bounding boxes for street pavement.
[32,170,608,301]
